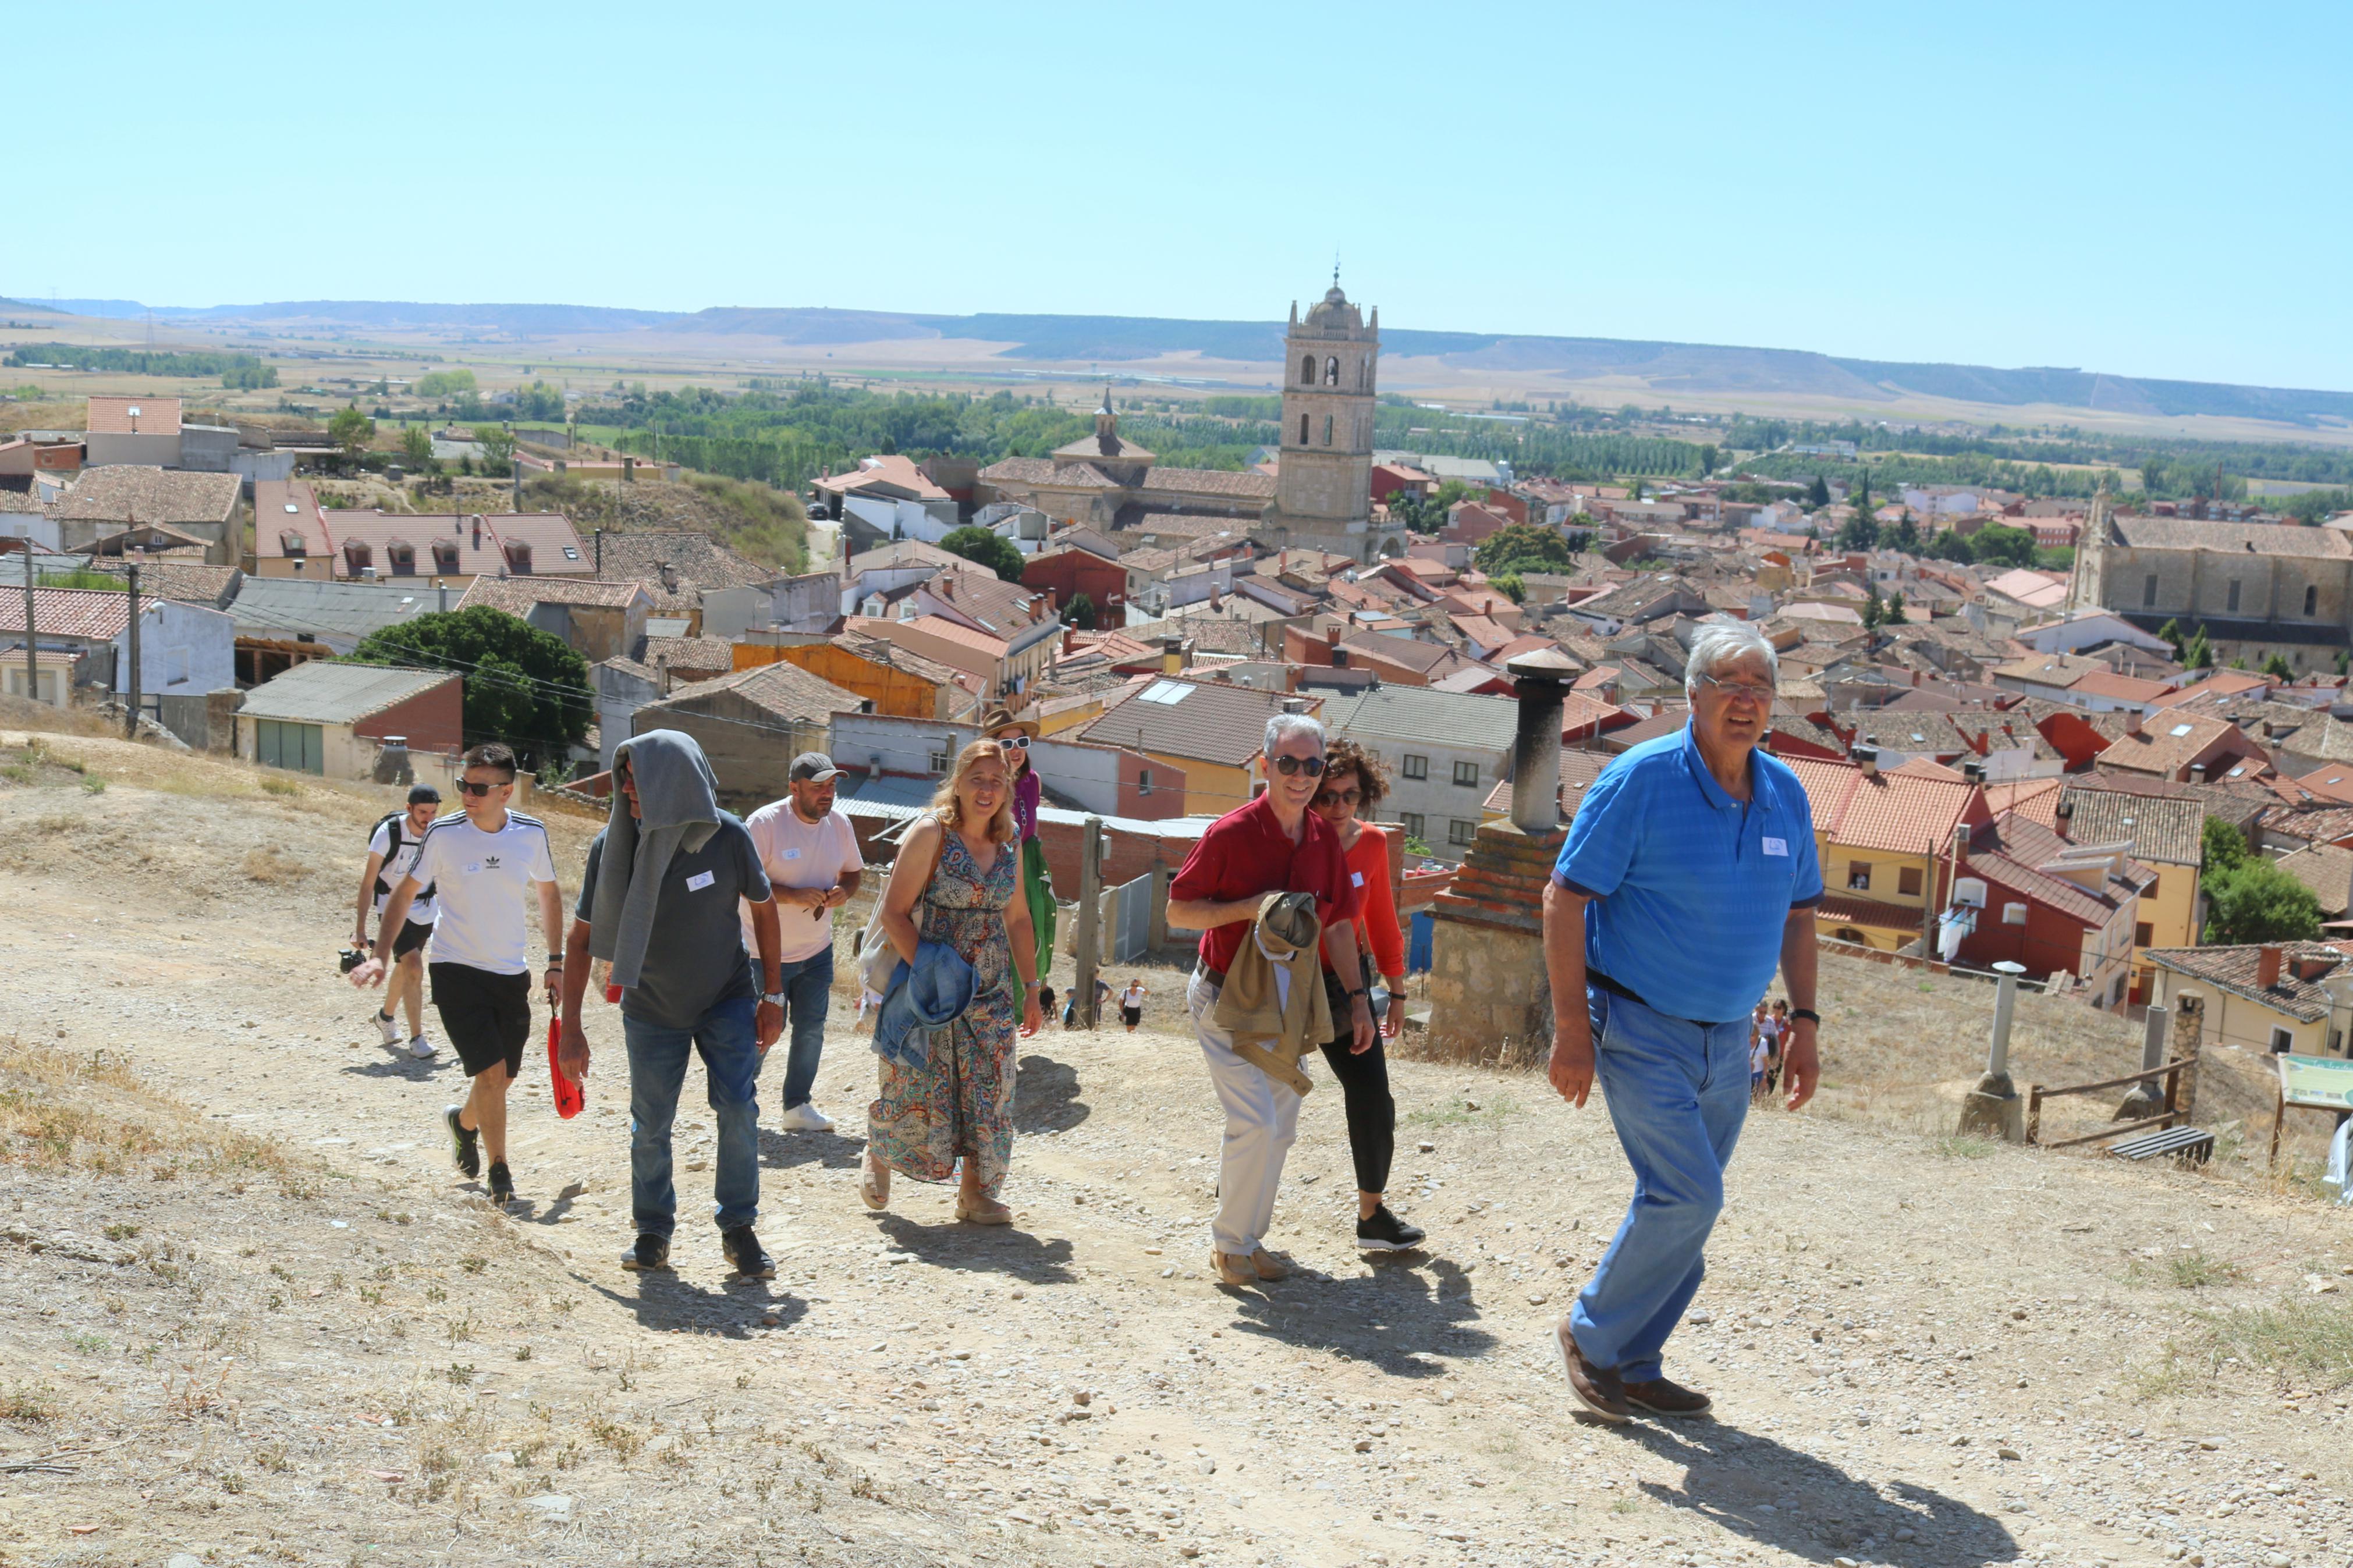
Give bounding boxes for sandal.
[860,1153,889,1212]
[954,1193,1012,1225]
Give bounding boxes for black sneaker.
[442,1106,480,1178]
[486,1161,515,1204]
[620,1233,671,1271]
[722,1226,775,1280]
[1356,1205,1426,1253]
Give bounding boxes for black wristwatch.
[1790,1007,1820,1025]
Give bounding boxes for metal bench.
[2109,1125,2214,1164]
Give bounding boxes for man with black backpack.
[356,784,444,1059]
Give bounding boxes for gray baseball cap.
[790,752,840,784]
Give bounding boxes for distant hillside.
[29,297,2353,426]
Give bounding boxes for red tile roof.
[1784,754,1991,857]
[0,586,138,640]
[85,395,182,436]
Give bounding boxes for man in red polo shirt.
[1169,712,1376,1288]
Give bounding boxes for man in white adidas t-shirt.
[364,744,565,1206]
[355,783,443,1059]
[740,753,864,1130]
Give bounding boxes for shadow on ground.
[1623,1420,2020,1564]
[583,1268,811,1338]
[1226,1252,1489,1378]
[869,1210,1077,1285]
[758,1125,865,1172]
[1013,1053,1090,1133]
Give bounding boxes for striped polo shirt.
[1552,721,1823,1025]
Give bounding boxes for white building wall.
[829,711,1132,816]
[117,600,235,696]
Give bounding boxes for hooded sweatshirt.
[587,730,726,990]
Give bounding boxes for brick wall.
[354,677,464,756]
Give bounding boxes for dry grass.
[2150,1297,2353,1393]
[241,845,308,883]
[0,1037,288,1182]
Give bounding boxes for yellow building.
[2147,944,2351,1057]
[1992,782,2203,1002]
[1073,676,1316,819]
[1783,753,1992,952]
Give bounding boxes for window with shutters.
[255,719,324,775]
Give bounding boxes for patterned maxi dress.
[866,828,1020,1199]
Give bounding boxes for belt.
[1587,968,1744,1030]
[1194,962,1226,987]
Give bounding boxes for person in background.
[1167,713,1374,1288]
[1541,621,1823,1424]
[863,740,1044,1224]
[1038,983,1057,1026]
[1766,998,1789,1096]
[1118,977,1147,1033]
[741,752,864,1132]
[558,731,785,1278]
[355,784,443,1059]
[984,705,1056,977]
[1307,737,1424,1254]
[1091,975,1112,1029]
[1748,1004,1772,1100]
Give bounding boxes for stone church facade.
[2073,497,2353,669]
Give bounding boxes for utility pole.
[1074,815,1105,1028]
[22,544,38,705]
[124,561,141,739]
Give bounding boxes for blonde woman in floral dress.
[862,740,1044,1224]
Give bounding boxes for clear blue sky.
[22,2,2351,390]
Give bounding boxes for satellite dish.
[126,406,141,417]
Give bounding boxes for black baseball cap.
[407,784,442,805]
[790,752,840,784]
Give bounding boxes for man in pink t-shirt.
[741,753,865,1131]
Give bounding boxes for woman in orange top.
[1311,738,1425,1253]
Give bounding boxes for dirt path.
[1,734,2349,1568]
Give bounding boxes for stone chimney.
[1506,649,1578,835]
[2124,708,2142,735]
[1855,743,1880,778]
[1326,624,1342,647]
[1953,823,1969,865]
[2256,945,2283,990]
[937,577,953,601]
[2189,763,2206,783]
[2055,798,2074,835]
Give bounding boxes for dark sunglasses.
[1272,755,1326,778]
[1314,788,1361,809]
[456,778,505,797]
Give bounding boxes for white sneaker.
[776,1101,833,1133]
[375,1011,401,1047]
[409,1034,437,1059]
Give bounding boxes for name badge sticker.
[1351,871,1365,887]
[685,870,716,892]
[783,847,802,861]
[462,861,483,875]
[1762,837,1789,858]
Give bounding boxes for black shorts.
[428,962,531,1079]
[1120,1006,1142,1026]
[390,919,435,961]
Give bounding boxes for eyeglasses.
[1272,755,1327,778]
[1695,674,1775,704]
[1314,788,1361,809]
[995,733,1030,750]
[456,778,505,797]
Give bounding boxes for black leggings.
[1318,1029,1395,1196]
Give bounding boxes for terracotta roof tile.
[2146,941,2350,1022]
[1784,754,1990,857]
[1080,675,1311,768]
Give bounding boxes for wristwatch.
[761,991,786,1007]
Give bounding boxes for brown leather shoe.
[1210,1250,1255,1286]
[1550,1319,1630,1423]
[1248,1249,1291,1282]
[1622,1376,1712,1417]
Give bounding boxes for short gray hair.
[1684,621,1778,695]
[1264,712,1326,760]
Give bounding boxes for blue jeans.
[622,995,762,1236]
[773,947,834,1110]
[1568,987,1751,1385]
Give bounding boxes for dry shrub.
[242,845,307,883]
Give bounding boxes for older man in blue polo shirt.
[1541,621,1825,1423]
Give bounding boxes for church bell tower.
[1259,276,1392,564]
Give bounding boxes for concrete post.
[1074,814,1104,1027]
[1960,960,2029,1141]
[1504,648,1578,834]
[2118,1004,2170,1119]
[22,545,37,706]
[124,562,141,740]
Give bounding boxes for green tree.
[416,368,478,398]
[1696,445,1719,477]
[2203,859,2322,945]
[1064,591,1098,630]
[473,425,516,470]
[1884,590,1907,625]
[1474,524,1576,577]
[399,425,432,466]
[1836,510,1880,552]
[327,406,374,467]
[2184,628,2215,670]
[2155,617,2184,661]
[1929,528,1975,564]
[2262,652,2294,680]
[939,525,1028,583]
[1969,523,2039,568]
[1807,473,1831,509]
[1884,512,1921,554]
[347,606,590,771]
[1861,583,1884,630]
[1489,572,1525,604]
[2201,817,2251,877]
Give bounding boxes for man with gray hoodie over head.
[556,730,785,1279]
